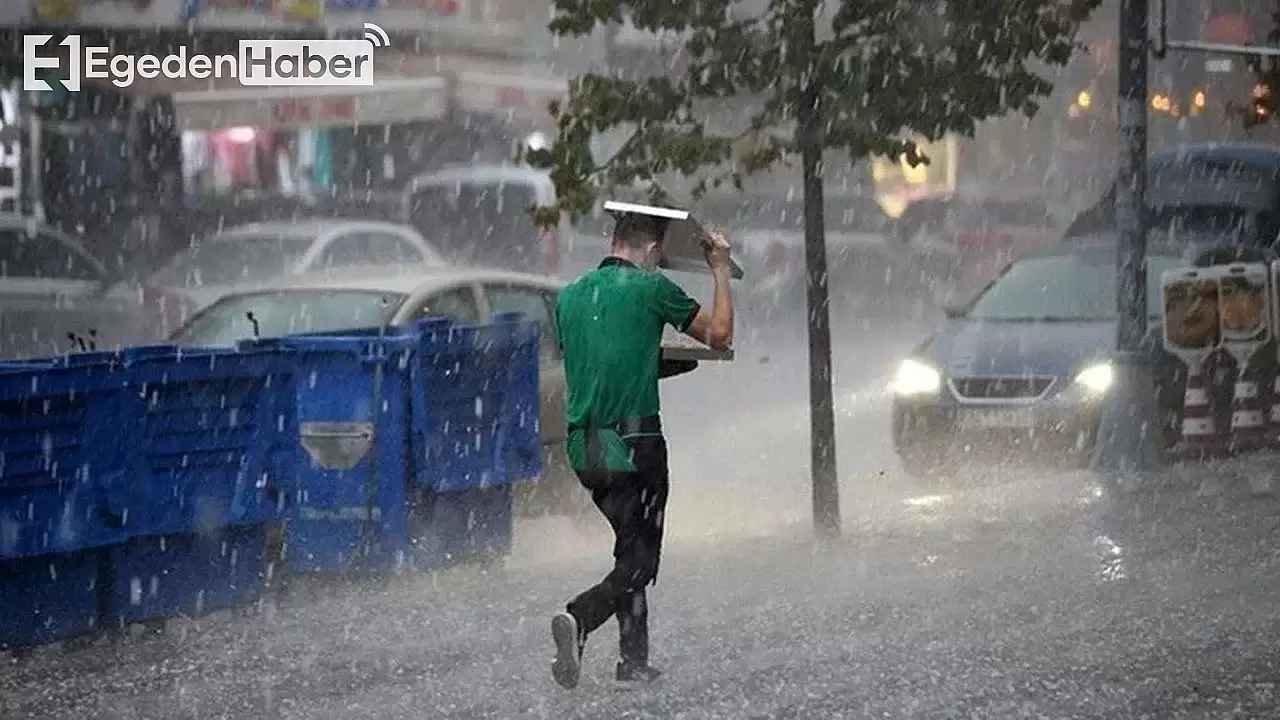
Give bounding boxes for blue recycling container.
[100,345,291,538]
[409,314,542,493]
[0,356,128,561]
[0,550,105,649]
[281,332,417,574]
[105,524,269,627]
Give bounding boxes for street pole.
[1090,0,1167,484]
[1115,0,1148,351]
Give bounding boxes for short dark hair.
[612,214,669,250]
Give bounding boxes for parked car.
[890,239,1190,483]
[0,214,149,359]
[399,164,608,279]
[125,218,447,336]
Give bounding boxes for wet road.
[5,319,1280,718]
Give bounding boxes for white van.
[400,164,609,279]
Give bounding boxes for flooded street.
[6,321,1280,718]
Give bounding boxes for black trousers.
[565,434,670,668]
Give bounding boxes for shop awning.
[453,71,566,128]
[171,77,450,131]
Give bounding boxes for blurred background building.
[2,0,1279,238]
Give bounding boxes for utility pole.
[1089,0,1168,480]
[1115,0,1148,353]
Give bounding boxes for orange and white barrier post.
[1182,363,1217,445]
[1161,267,1225,454]
[1220,263,1272,451]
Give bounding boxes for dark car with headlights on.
[890,244,1188,480]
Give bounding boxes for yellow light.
[1150,94,1173,112]
[871,157,890,182]
[900,155,928,185]
[1192,91,1206,109]
[1076,91,1092,109]
[878,194,907,219]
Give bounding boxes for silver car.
[0,214,148,359]
[130,218,447,337]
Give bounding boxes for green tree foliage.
[526,0,1102,224]
[529,0,1100,538]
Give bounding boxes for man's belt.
[570,415,663,437]
[571,415,662,471]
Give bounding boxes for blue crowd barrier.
[0,313,542,649]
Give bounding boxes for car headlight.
[1074,362,1114,394]
[892,358,941,396]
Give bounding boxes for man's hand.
[704,231,732,272]
[684,230,735,351]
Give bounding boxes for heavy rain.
[3,0,1280,718]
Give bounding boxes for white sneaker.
[551,612,583,690]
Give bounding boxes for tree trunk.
[796,83,841,539]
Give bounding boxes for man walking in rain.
[549,206,734,689]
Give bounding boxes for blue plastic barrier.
[410,315,542,493]
[106,524,269,626]
[0,312,540,648]
[102,345,291,538]
[282,332,416,573]
[283,317,540,574]
[0,550,104,649]
[0,357,127,560]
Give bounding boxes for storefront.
[161,65,566,196]
[32,0,188,26]
[169,77,451,195]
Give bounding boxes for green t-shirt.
[555,257,701,471]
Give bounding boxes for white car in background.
[400,163,610,280]
[129,218,447,336]
[0,214,149,358]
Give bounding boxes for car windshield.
[172,290,406,347]
[150,232,317,287]
[965,253,1185,321]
